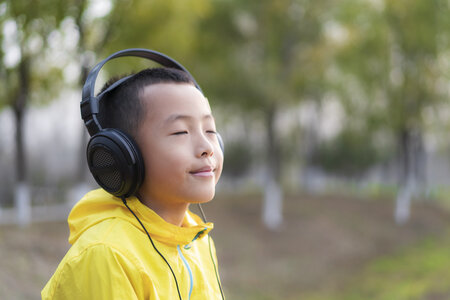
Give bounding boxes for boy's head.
[99,68,194,138]
[98,68,223,207]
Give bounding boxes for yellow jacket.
[42,189,224,299]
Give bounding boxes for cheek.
[214,148,224,183]
[143,144,188,180]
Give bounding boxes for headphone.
[81,48,224,198]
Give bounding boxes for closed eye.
[206,130,217,134]
[172,131,188,135]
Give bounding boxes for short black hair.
[98,67,195,138]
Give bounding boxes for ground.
[1,192,450,299]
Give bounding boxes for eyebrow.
[164,114,214,124]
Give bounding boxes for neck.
[137,193,189,227]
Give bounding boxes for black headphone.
[81,48,224,198]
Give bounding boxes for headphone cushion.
[86,129,144,198]
[216,132,225,154]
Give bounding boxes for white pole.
[15,182,31,227]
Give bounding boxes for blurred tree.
[196,0,332,229]
[311,127,391,178]
[386,0,449,224]
[69,0,124,190]
[222,140,253,178]
[0,0,68,225]
[334,0,449,223]
[97,0,212,69]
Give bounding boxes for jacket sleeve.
[42,243,148,300]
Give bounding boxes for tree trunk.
[72,0,116,204]
[13,57,31,227]
[74,0,90,185]
[262,104,283,230]
[413,131,427,198]
[69,57,91,206]
[71,0,95,206]
[394,127,421,224]
[75,62,90,183]
[300,101,321,194]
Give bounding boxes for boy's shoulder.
[71,217,143,255]
[42,218,147,299]
[58,218,146,275]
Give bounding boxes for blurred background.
[1,0,450,299]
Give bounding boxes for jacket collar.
[68,189,213,247]
[126,196,213,246]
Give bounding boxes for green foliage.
[334,0,448,134]
[1,0,448,185]
[207,0,332,109]
[311,128,390,177]
[100,0,212,70]
[326,0,450,187]
[0,0,74,109]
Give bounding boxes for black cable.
[197,203,207,223]
[208,235,225,300]
[121,197,183,300]
[198,204,225,300]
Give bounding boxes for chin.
[187,189,216,204]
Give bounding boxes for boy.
[42,66,225,299]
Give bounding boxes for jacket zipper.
[177,245,193,300]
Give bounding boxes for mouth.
[190,166,216,177]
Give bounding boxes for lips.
[190,166,215,177]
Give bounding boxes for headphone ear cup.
[216,132,225,154]
[86,129,144,198]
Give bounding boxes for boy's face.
[135,83,223,207]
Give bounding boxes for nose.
[196,133,214,158]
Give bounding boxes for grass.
[304,233,450,300]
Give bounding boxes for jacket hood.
[68,189,213,247]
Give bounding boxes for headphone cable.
[123,199,224,300]
[208,235,225,299]
[198,204,225,300]
[121,197,183,300]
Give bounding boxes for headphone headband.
[80,48,202,136]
